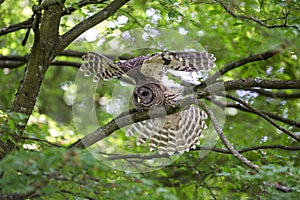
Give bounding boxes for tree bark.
[0,0,131,159]
[0,1,65,159]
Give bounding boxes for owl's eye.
[133,86,155,106]
[141,91,149,96]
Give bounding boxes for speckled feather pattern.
[80,51,215,154]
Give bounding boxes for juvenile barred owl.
[80,51,216,154]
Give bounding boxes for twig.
[0,0,107,37]
[58,0,131,52]
[51,60,81,68]
[247,88,300,99]
[197,101,260,172]
[221,93,300,143]
[204,43,288,85]
[101,144,300,160]
[0,18,33,36]
[63,0,106,15]
[197,144,300,154]
[21,137,67,148]
[210,98,300,128]
[216,0,299,30]
[0,50,134,69]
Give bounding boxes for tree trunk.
[0,1,65,159]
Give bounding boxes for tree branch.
[69,98,194,149]
[70,99,260,171]
[51,60,81,68]
[58,0,130,53]
[198,78,300,99]
[71,78,300,150]
[223,79,300,90]
[0,55,82,69]
[63,0,107,15]
[100,144,300,160]
[0,0,107,37]
[248,89,300,99]
[197,101,260,172]
[21,137,67,148]
[205,43,288,85]
[0,50,127,69]
[32,0,65,13]
[216,0,299,30]
[211,98,300,128]
[1,0,66,159]
[0,18,33,36]
[221,93,300,143]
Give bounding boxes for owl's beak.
[137,97,141,104]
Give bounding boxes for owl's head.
[132,83,165,108]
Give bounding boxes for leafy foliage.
[0,0,299,199]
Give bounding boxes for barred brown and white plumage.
[126,105,208,155]
[80,51,216,82]
[80,51,215,154]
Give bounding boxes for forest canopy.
[0,0,299,199]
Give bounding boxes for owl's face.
[132,83,165,108]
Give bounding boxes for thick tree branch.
[70,98,260,171]
[32,0,65,13]
[58,0,130,53]
[0,1,66,159]
[223,79,300,90]
[71,78,300,150]
[200,78,300,97]
[69,98,194,149]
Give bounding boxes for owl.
[80,51,215,154]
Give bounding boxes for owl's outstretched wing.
[140,51,215,80]
[80,52,149,82]
[126,105,208,155]
[80,52,125,82]
[80,51,215,82]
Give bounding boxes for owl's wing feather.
[172,52,216,71]
[140,51,215,81]
[126,118,163,146]
[81,51,215,82]
[126,105,208,155]
[178,105,208,152]
[80,52,125,82]
[81,52,151,82]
